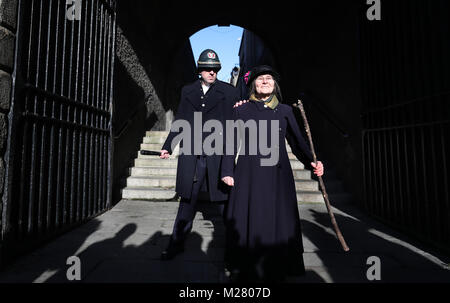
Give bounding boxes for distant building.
[230,66,240,86]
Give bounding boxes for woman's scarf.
[249,93,279,109]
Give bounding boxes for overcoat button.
[202,104,205,107]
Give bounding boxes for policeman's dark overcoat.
[162,79,239,201]
[220,100,314,278]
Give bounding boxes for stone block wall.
[0,0,17,238]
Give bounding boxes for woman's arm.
[285,106,314,170]
[286,106,324,176]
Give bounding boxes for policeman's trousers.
[170,156,224,245]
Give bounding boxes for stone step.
[296,191,325,203]
[123,131,328,204]
[232,158,305,169]
[290,160,304,170]
[137,153,160,159]
[137,148,300,162]
[288,152,297,160]
[122,188,323,202]
[126,176,317,192]
[141,144,294,155]
[140,143,181,157]
[136,151,299,162]
[143,136,167,144]
[137,154,179,160]
[294,179,318,191]
[137,151,180,160]
[143,133,293,144]
[134,158,178,167]
[130,166,177,177]
[145,131,169,137]
[292,169,311,180]
[141,143,164,151]
[131,165,309,179]
[126,176,176,188]
[122,187,177,200]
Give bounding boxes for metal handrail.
[296,92,349,138]
[113,102,144,139]
[361,90,450,115]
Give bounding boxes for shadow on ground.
[297,200,450,283]
[0,199,448,283]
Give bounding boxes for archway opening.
[186,24,277,102]
[190,25,243,83]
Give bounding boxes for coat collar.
[249,99,272,111]
[185,80,224,113]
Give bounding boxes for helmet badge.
[207,52,216,59]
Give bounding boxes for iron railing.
[2,0,116,261]
[359,0,450,252]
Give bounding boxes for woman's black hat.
[246,65,280,87]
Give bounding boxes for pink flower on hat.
[244,71,251,85]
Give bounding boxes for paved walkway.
[0,199,449,283]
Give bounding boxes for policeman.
[160,49,239,260]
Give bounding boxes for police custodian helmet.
[197,49,221,72]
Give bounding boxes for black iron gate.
[360,0,450,252]
[1,0,116,261]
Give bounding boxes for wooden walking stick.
[294,99,350,252]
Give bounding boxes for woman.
[221,65,324,282]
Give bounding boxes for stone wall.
[264,1,363,204]
[0,0,17,240]
[234,2,363,204]
[112,2,196,204]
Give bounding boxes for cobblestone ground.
[0,199,449,283]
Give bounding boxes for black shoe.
[160,242,184,261]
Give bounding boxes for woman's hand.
[233,100,249,108]
[311,161,324,177]
[221,176,234,186]
[160,150,170,159]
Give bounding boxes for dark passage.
[0,0,448,278]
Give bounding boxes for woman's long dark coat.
[162,80,239,201]
[221,100,314,280]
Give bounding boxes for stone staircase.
[121,131,326,203]
[122,131,177,200]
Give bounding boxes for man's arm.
[161,87,189,155]
[221,106,240,186]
